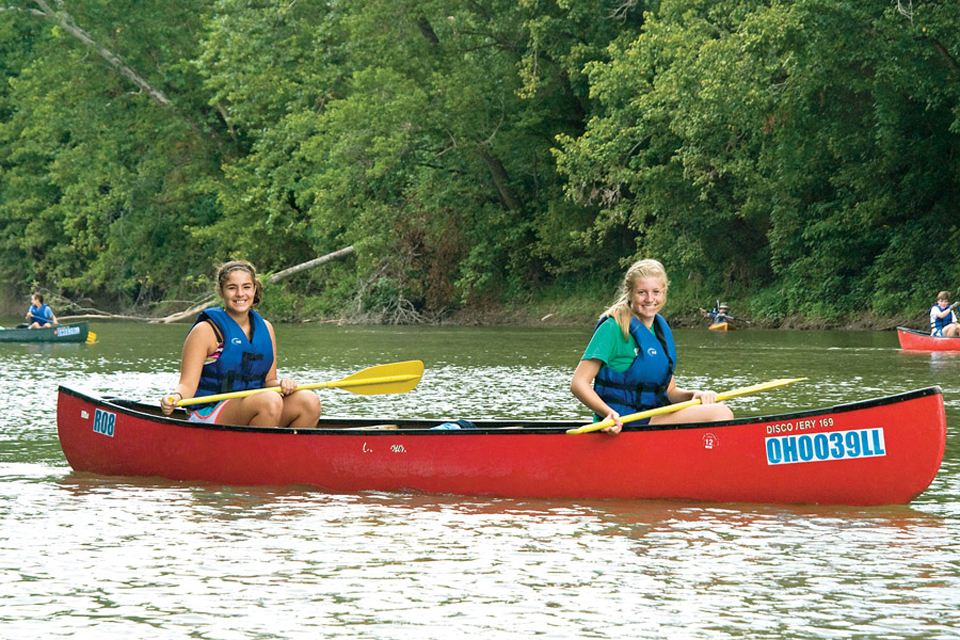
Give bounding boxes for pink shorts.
[187,400,232,424]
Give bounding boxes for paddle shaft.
[567,378,806,434]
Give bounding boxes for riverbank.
[437,303,920,332]
[0,304,920,332]
[0,288,924,332]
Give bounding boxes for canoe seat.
[344,424,399,430]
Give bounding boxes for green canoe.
[0,322,90,343]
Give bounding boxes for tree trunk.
[478,147,521,211]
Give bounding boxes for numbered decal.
[93,409,116,437]
[766,428,885,465]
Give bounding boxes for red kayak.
[897,326,960,351]
[56,385,946,506]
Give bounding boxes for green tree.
[1,0,228,306]
[196,0,641,318]
[556,0,960,321]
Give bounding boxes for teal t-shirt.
[581,316,650,373]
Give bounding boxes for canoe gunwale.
[60,384,944,436]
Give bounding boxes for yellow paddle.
[566,377,806,434]
[86,331,97,343]
[175,360,424,407]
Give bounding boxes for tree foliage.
[555,0,960,321]
[1,0,958,323]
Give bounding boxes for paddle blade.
[86,331,98,344]
[306,360,425,395]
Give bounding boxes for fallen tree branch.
[264,245,356,283]
[156,245,355,323]
[58,312,153,322]
[152,294,218,324]
[58,246,356,323]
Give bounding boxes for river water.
[1,320,958,639]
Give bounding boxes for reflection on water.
[2,323,960,638]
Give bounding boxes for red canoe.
[56,385,946,506]
[897,326,960,351]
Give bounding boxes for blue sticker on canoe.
[93,409,116,437]
[766,428,885,465]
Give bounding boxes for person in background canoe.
[700,302,733,326]
[930,291,960,337]
[571,259,734,434]
[26,293,58,329]
[160,260,321,427]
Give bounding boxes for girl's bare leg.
[649,403,733,425]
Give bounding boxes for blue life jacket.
[931,305,954,334]
[194,307,274,401]
[28,304,52,324]
[593,314,677,416]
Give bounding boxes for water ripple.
[2,326,960,638]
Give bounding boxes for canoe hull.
[897,326,960,351]
[56,385,946,506]
[0,322,89,343]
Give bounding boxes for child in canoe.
[571,259,733,433]
[26,293,58,328]
[160,260,321,427]
[930,291,960,337]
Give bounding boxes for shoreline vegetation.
[0,248,929,332]
[0,247,928,332]
[0,291,924,333]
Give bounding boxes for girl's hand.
[279,378,298,396]
[695,390,719,404]
[161,392,182,415]
[601,410,623,434]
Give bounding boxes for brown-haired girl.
[160,260,321,427]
